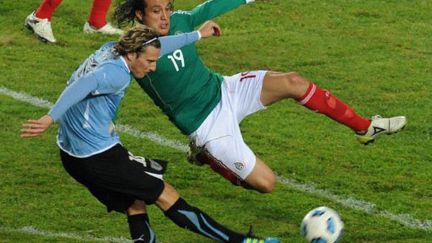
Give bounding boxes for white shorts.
[189,71,267,179]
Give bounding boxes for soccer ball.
[300,206,344,243]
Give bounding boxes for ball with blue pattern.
[300,206,344,243]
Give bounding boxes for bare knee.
[283,72,310,98]
[155,182,180,211]
[244,159,276,193]
[262,71,310,105]
[255,173,276,193]
[127,200,147,215]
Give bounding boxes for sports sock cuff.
[164,197,187,217]
[128,213,149,223]
[297,82,316,104]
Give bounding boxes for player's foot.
[25,12,56,43]
[242,226,279,243]
[242,237,280,243]
[83,22,123,35]
[356,115,407,145]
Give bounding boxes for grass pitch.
[1,0,431,242]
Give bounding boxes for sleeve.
[48,75,97,121]
[189,0,248,27]
[91,63,131,94]
[48,64,129,121]
[159,31,200,56]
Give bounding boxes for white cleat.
[25,12,56,43]
[356,115,407,145]
[83,22,123,35]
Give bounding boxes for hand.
[198,21,222,38]
[21,115,54,138]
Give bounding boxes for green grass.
[1,0,432,242]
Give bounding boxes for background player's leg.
[87,0,111,29]
[35,0,63,20]
[26,0,62,43]
[84,0,123,35]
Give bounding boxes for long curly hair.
[113,0,175,28]
[113,26,161,56]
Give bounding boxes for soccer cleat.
[243,226,280,243]
[83,22,123,35]
[25,12,56,43]
[356,115,407,145]
[242,237,280,243]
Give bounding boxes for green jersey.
[136,0,247,135]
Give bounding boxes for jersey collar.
[119,56,131,73]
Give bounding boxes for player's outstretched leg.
[261,71,406,144]
[164,197,279,243]
[157,183,279,242]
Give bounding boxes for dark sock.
[164,197,244,243]
[127,214,156,243]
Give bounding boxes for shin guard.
[297,83,370,132]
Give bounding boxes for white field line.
[277,176,432,231]
[0,226,130,243]
[1,86,431,235]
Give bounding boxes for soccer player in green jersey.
[114,0,407,193]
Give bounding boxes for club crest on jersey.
[148,159,163,171]
[234,161,245,171]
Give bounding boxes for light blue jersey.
[48,32,200,157]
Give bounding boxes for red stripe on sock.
[35,0,63,21]
[298,83,371,132]
[88,0,111,29]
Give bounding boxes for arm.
[20,77,97,138]
[48,75,98,122]
[21,64,128,138]
[189,0,254,27]
[159,32,200,56]
[48,64,129,121]
[159,21,222,56]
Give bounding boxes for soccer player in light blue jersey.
[21,23,279,243]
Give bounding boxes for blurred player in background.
[113,0,407,193]
[25,0,123,43]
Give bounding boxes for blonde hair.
[113,26,161,56]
